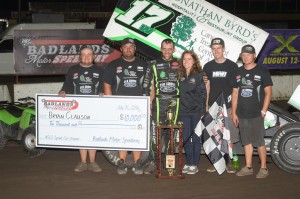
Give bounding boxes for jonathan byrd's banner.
[103,0,268,66]
[14,29,121,75]
[257,29,300,69]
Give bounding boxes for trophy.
[166,109,174,126]
[155,99,184,179]
[166,100,177,125]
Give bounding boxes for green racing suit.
[142,57,180,165]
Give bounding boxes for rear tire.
[22,127,46,157]
[270,122,300,173]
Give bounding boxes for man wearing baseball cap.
[240,44,256,56]
[204,38,240,174]
[103,38,147,175]
[121,38,135,46]
[210,38,225,47]
[231,44,273,178]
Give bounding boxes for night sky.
[0,0,118,19]
[0,1,18,18]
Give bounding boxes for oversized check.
[36,94,150,151]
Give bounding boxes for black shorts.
[239,116,265,147]
[227,108,239,143]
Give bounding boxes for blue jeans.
[180,114,201,166]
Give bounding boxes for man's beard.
[123,54,135,61]
[80,61,93,67]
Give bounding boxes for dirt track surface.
[0,141,299,199]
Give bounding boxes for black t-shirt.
[203,59,238,108]
[61,64,104,95]
[232,64,273,118]
[103,57,146,96]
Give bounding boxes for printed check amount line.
[78,123,137,128]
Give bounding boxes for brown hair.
[178,50,202,79]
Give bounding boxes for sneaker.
[143,161,157,174]
[206,165,216,173]
[132,159,143,175]
[117,159,128,175]
[236,166,253,176]
[182,165,190,174]
[256,168,269,179]
[88,162,102,172]
[187,166,199,175]
[226,163,236,174]
[74,162,88,172]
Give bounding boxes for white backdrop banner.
[103,0,269,66]
[36,94,150,151]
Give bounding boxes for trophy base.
[156,174,185,179]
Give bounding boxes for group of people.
[58,36,273,179]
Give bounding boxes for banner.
[257,29,300,69]
[14,29,121,75]
[36,94,150,150]
[103,0,268,66]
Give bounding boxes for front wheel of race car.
[102,150,150,169]
[270,122,300,173]
[22,127,46,157]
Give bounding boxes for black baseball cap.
[79,44,94,52]
[121,38,135,46]
[241,44,256,54]
[210,38,225,47]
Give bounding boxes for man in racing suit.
[143,39,180,174]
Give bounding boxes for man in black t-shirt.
[59,44,104,173]
[232,45,273,179]
[103,38,146,175]
[203,38,239,174]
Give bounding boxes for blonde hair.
[178,50,202,79]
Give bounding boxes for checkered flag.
[195,93,232,175]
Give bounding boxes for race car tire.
[0,122,8,149]
[0,135,7,149]
[22,127,46,157]
[102,150,150,168]
[270,122,300,173]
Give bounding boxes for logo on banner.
[171,15,197,51]
[272,35,299,53]
[115,0,174,36]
